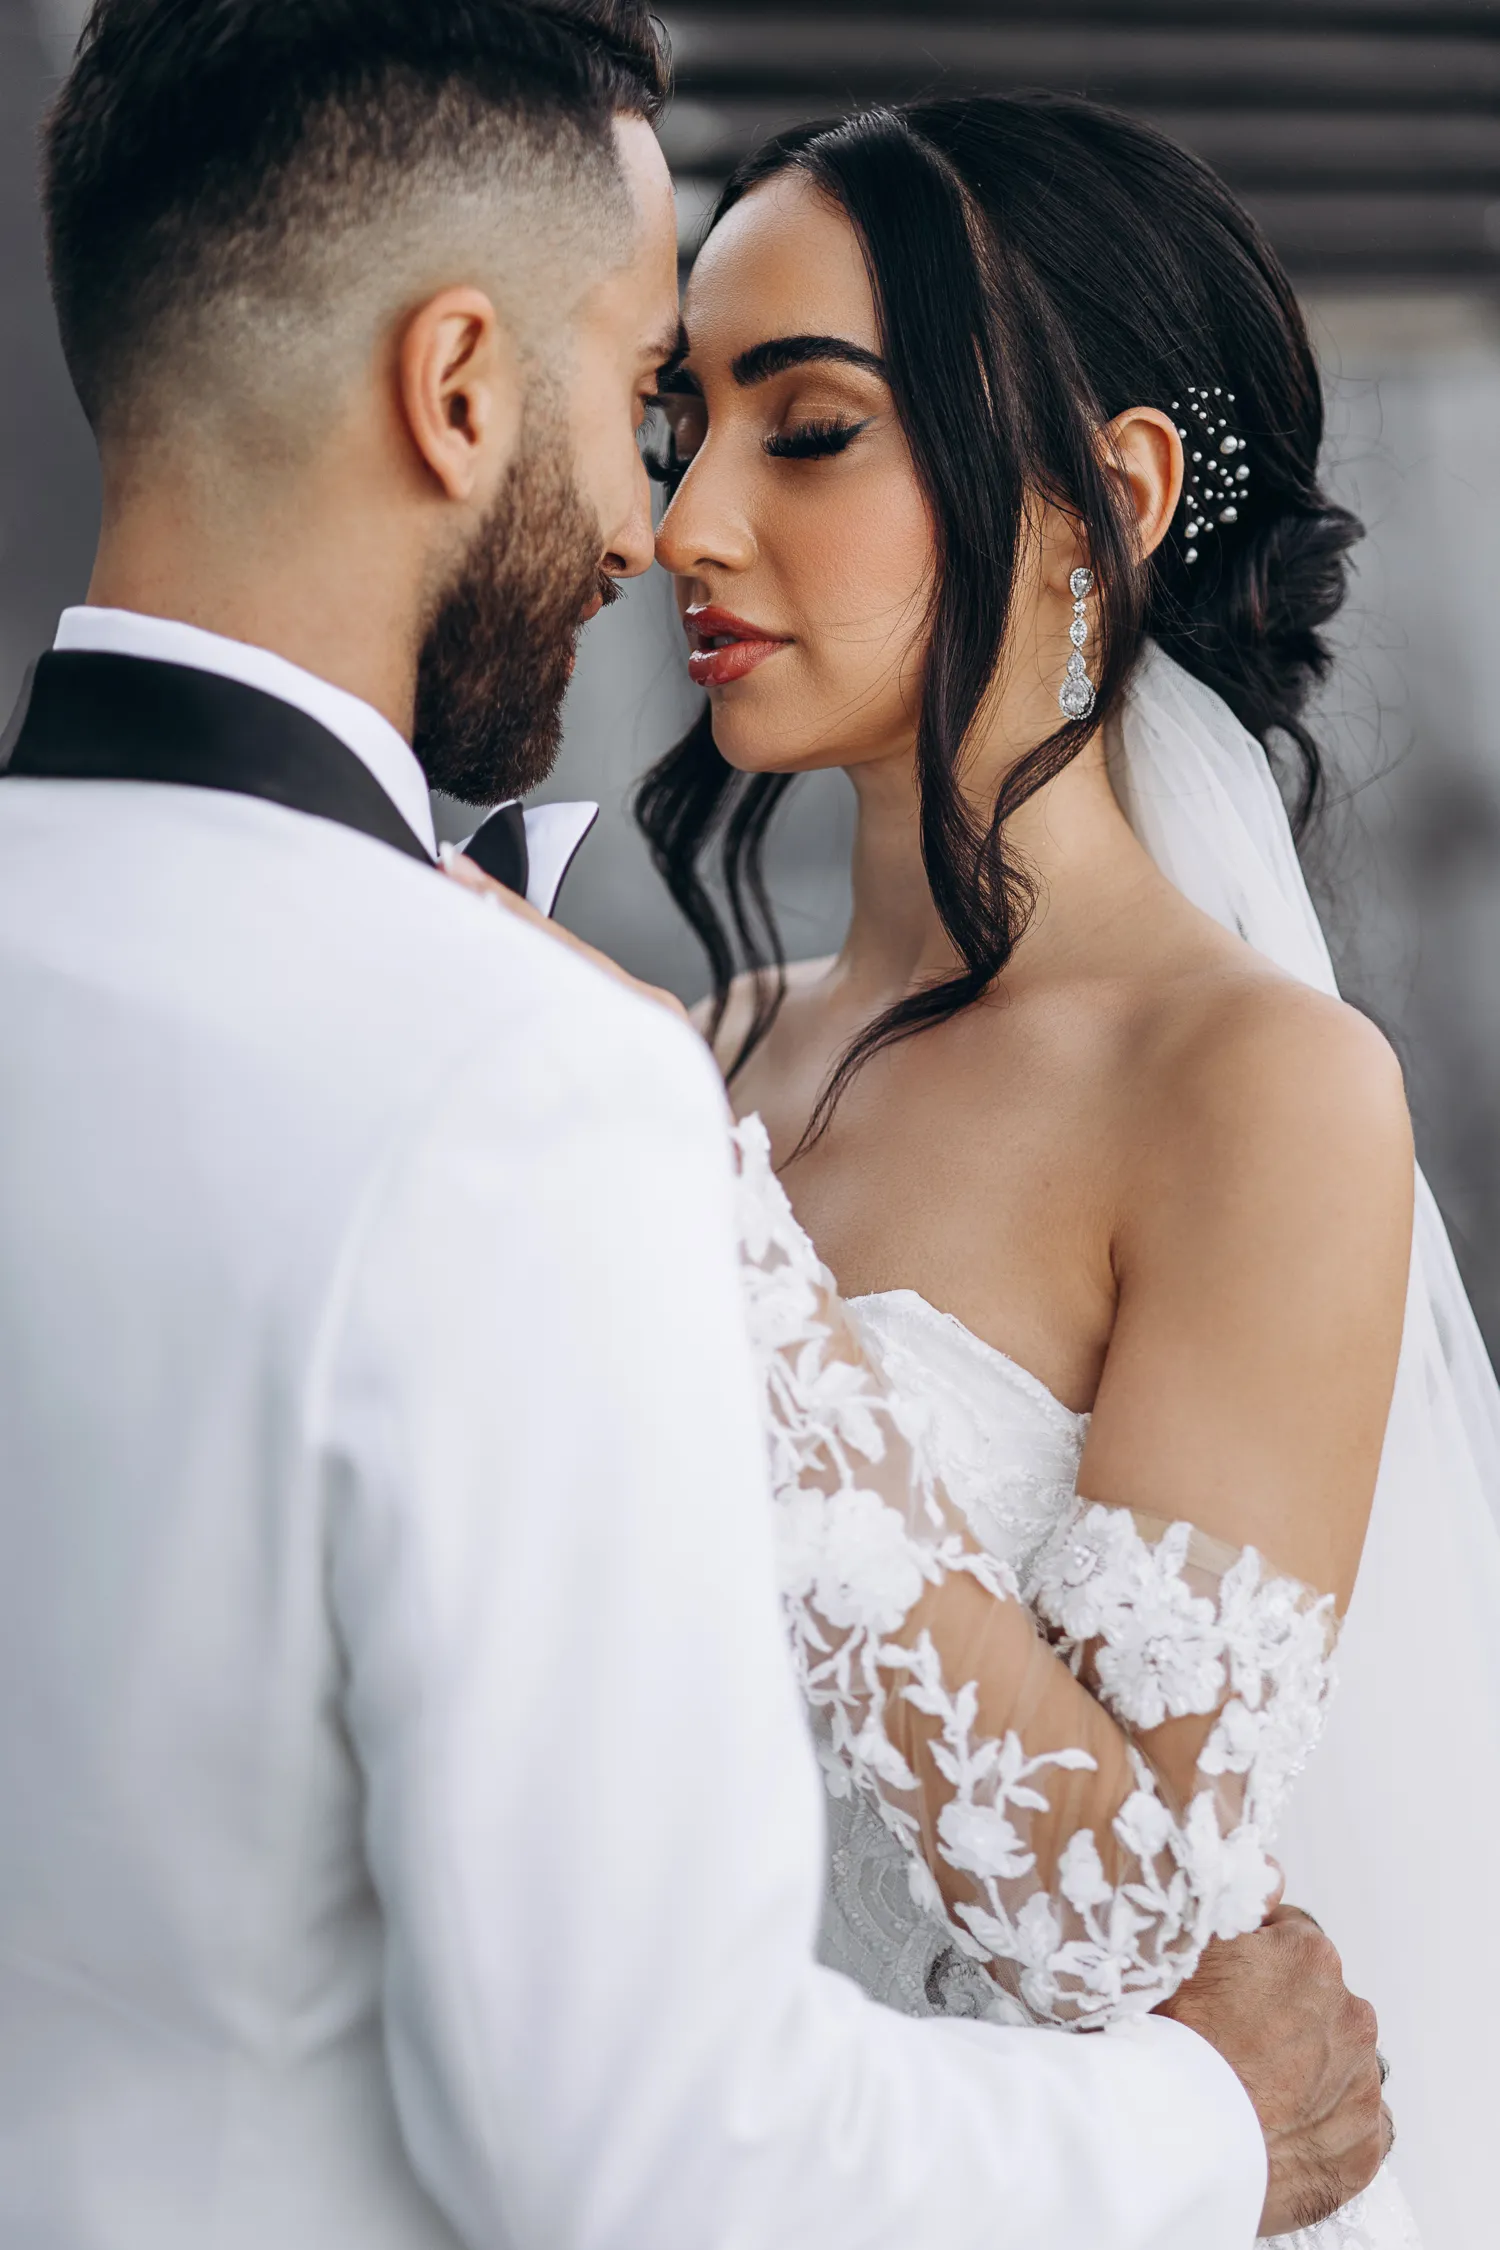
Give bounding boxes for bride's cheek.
[807,492,932,694]
[709,469,931,768]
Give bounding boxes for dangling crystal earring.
[1059,566,1095,722]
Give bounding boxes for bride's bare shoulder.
[1123,944,1413,1232]
[1094,942,1413,1600]
[690,958,836,1073]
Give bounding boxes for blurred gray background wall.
[5,0,1500,1350]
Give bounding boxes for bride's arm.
[1079,980,1411,1609]
[738,994,1410,2027]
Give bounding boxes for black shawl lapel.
[1,651,436,868]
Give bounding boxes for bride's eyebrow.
[731,335,887,387]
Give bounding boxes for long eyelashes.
[640,413,875,493]
[763,417,872,461]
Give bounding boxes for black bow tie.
[458,801,529,899]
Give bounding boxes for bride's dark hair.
[634,93,1360,1131]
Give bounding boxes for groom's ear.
[396,288,523,505]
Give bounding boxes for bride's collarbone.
[741,961,1152,1191]
[729,943,1357,1415]
[738,1043,1125,1417]
[741,919,1340,1183]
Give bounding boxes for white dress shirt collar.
[464,799,600,920]
[53,606,438,858]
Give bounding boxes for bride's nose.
[654,456,756,580]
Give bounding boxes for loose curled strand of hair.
[635,93,1361,1145]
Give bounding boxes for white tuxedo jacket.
[0,617,1264,2249]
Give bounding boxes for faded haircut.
[42,0,671,445]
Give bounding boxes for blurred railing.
[661,1,1500,284]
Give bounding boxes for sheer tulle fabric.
[735,1115,1336,2027]
[1112,646,1500,2249]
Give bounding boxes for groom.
[0,4,1384,2245]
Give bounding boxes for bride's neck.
[840,725,1151,1000]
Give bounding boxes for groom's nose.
[601,460,658,585]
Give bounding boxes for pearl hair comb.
[1173,385,1250,565]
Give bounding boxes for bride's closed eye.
[763,416,873,461]
[640,393,877,488]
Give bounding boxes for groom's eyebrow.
[731,334,887,386]
[650,320,690,383]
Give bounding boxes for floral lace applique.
[733,1115,1338,2027]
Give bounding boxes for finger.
[442,849,595,951]
[439,847,691,1020]
[439,848,540,919]
[646,985,692,1025]
[1265,1901,1323,1936]
[439,848,494,890]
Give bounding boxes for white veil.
[1111,644,1500,2250]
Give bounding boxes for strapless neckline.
[847,1286,1090,1437]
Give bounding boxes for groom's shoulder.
[335,879,734,1251]
[371,866,725,1131]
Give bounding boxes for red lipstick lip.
[683,604,791,689]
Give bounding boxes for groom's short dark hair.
[42,0,671,440]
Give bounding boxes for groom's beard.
[413,423,614,806]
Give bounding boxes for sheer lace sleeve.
[734,1117,1337,2028]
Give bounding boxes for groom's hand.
[440,850,690,1024]
[1156,1904,1390,2234]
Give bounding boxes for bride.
[636,93,1500,2248]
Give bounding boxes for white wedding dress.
[733,646,1500,2249]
